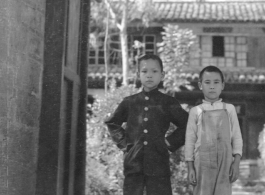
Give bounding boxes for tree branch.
[120,0,128,31]
[104,0,122,30]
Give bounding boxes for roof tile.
[149,1,265,23]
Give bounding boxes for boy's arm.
[187,161,197,186]
[105,99,128,150]
[184,107,198,160]
[228,105,242,182]
[165,99,189,152]
[185,109,198,185]
[230,105,243,157]
[230,154,241,183]
[233,154,241,164]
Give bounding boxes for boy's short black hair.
[137,54,163,72]
[199,65,224,83]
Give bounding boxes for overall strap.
[223,103,226,109]
[197,105,205,126]
[200,105,205,112]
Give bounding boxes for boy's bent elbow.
[166,135,185,152]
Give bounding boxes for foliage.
[157,24,199,93]
[258,124,265,179]
[86,81,139,195]
[86,81,192,194]
[90,0,157,35]
[90,0,157,85]
[170,150,193,195]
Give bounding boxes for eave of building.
[128,21,265,32]
[131,20,265,25]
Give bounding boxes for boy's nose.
[147,74,152,78]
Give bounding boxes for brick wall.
[0,1,45,194]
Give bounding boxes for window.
[88,34,156,66]
[200,35,247,67]
[212,36,224,57]
[109,35,120,65]
[128,35,156,61]
[89,35,120,66]
[89,37,105,65]
[236,37,247,67]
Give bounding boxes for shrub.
[258,124,265,180]
[157,24,199,94]
[86,81,138,195]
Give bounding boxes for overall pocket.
[199,144,218,169]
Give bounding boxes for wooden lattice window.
[201,35,247,67]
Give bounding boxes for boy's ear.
[161,71,165,80]
[198,82,202,90]
[137,71,140,78]
[222,82,225,90]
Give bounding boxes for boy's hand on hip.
[165,139,170,147]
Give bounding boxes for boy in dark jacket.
[105,54,188,195]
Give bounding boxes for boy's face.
[138,59,164,92]
[198,71,224,103]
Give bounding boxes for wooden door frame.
[73,1,90,194]
[36,0,90,195]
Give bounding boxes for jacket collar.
[142,88,159,96]
[202,99,222,104]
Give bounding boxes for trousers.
[123,173,172,195]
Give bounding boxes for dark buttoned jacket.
[105,88,188,176]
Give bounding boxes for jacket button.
[144,118,148,122]
[144,129,148,133]
[143,141,148,145]
[144,107,148,111]
[145,96,149,100]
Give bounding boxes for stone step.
[232,192,255,195]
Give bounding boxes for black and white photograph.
[0,0,265,195]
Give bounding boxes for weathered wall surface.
[0,0,46,194]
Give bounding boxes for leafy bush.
[86,81,138,195]
[258,124,265,180]
[157,24,199,94]
[86,80,192,194]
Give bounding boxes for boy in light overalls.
[185,66,243,195]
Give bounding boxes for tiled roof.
[87,65,265,84]
[127,1,265,23]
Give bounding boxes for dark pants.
[123,174,172,195]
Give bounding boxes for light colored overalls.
[194,103,233,195]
